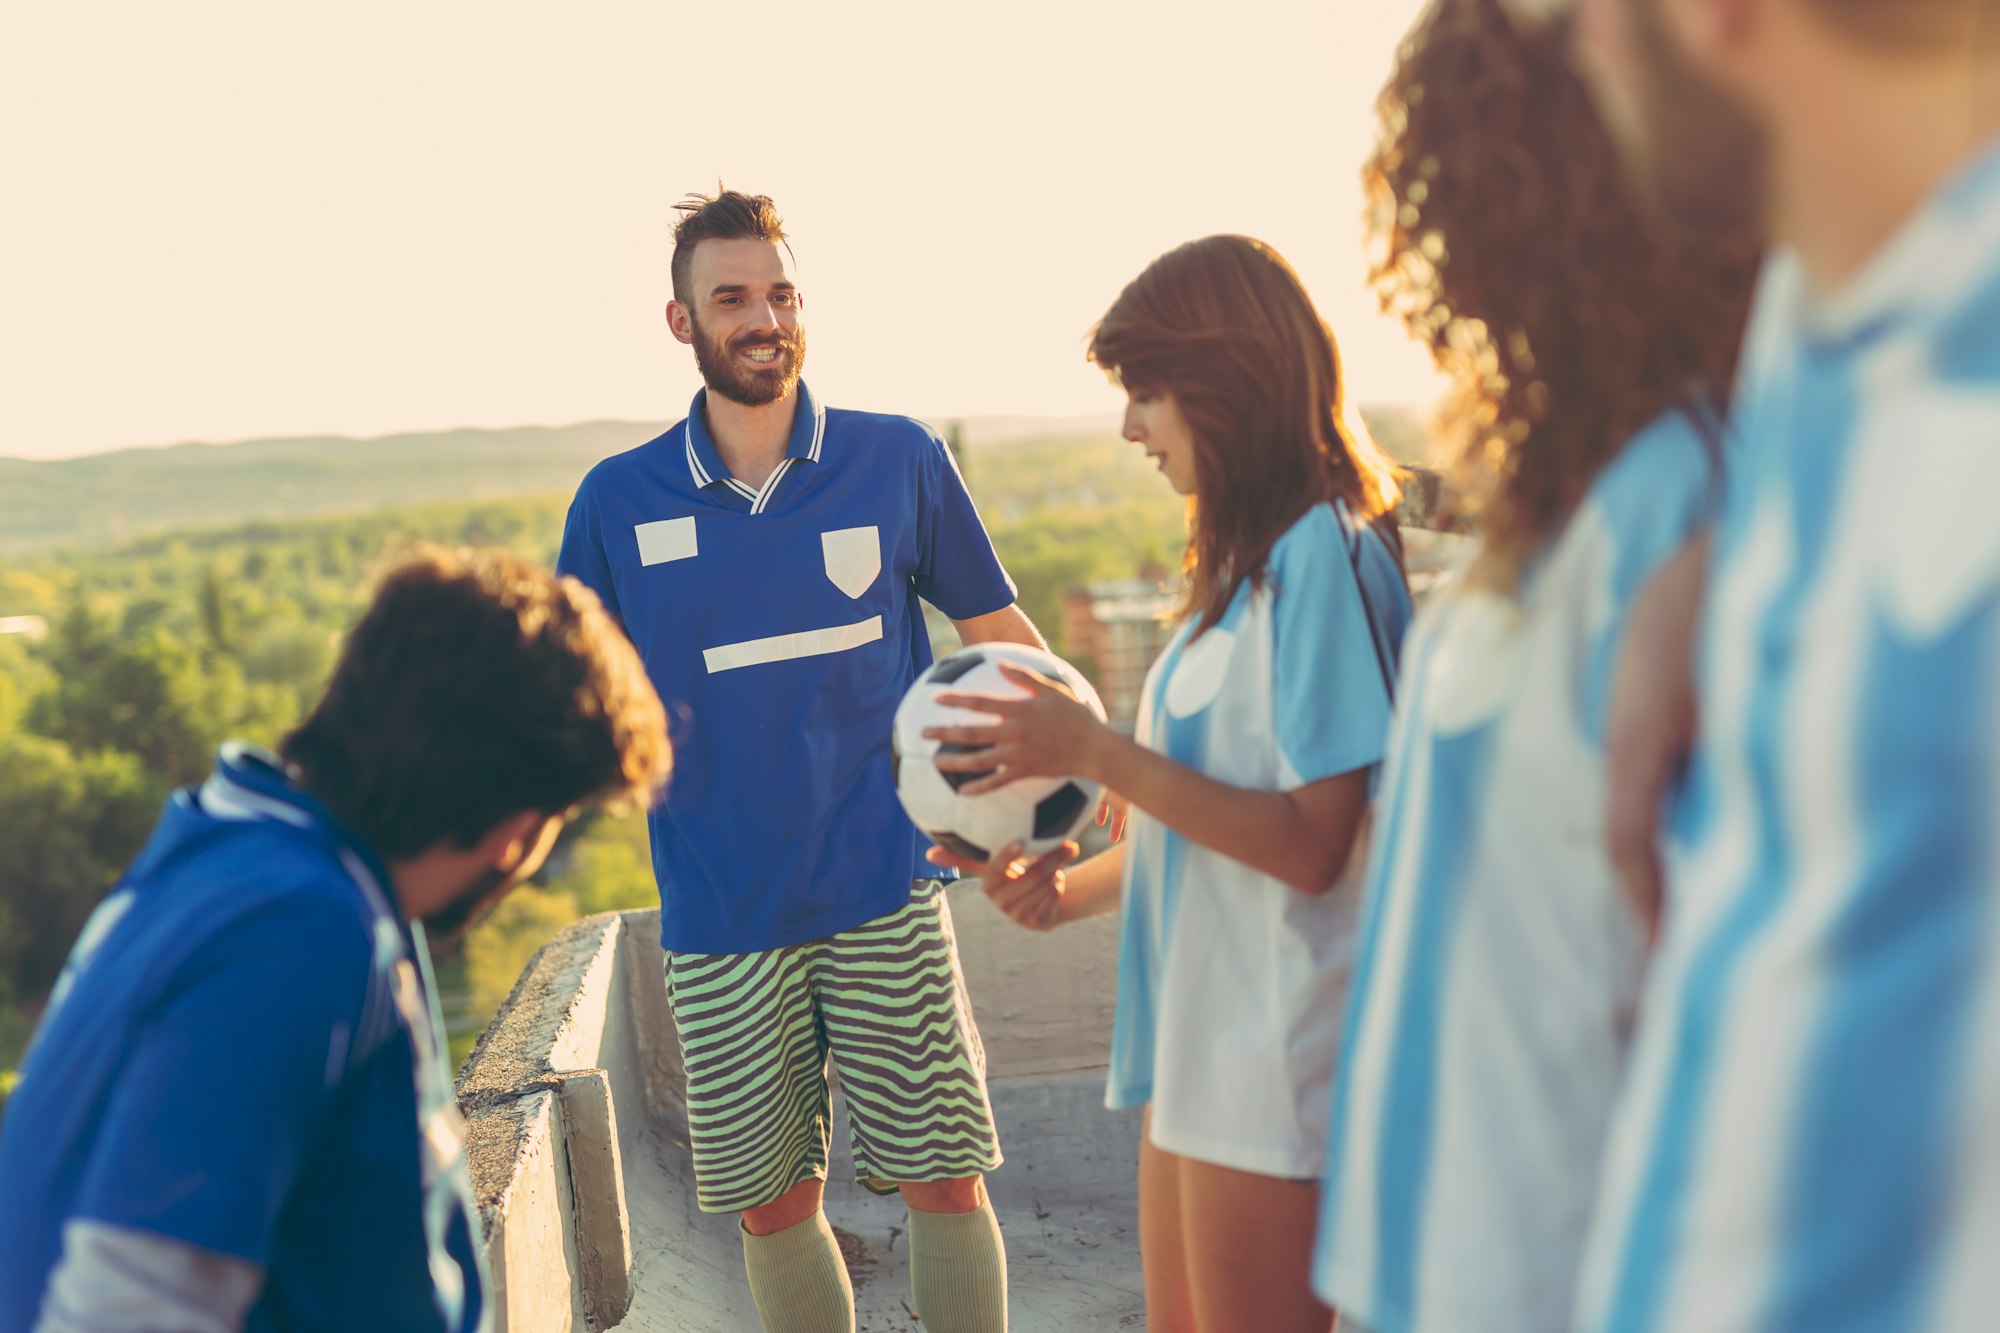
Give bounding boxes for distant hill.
[0,421,660,556]
[0,406,1431,557]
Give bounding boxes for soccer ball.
[892,643,1108,863]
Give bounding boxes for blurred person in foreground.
[928,234,1412,1333]
[1498,0,2000,1328]
[0,548,671,1333]
[1308,2,1759,1330]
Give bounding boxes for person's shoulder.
[1269,501,1368,587]
[824,408,948,458]
[1586,408,1718,532]
[150,825,381,960]
[575,423,688,497]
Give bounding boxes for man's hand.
[1606,534,1709,943]
[927,839,1079,932]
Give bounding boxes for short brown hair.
[671,188,792,305]
[1088,235,1405,634]
[282,547,670,860]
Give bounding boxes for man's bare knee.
[741,1176,825,1236]
[898,1175,987,1214]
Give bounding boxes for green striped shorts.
[665,879,1003,1214]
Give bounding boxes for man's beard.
[691,317,806,407]
[421,864,517,949]
[1620,0,1769,235]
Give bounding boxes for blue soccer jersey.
[1577,137,2000,1333]
[557,381,1016,954]
[0,745,486,1333]
[1108,501,1410,1178]
[1314,412,1716,1333]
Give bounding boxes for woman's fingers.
[932,744,1010,772]
[993,662,1059,693]
[932,690,1026,715]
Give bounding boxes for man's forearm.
[951,602,1046,649]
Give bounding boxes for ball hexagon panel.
[891,644,1107,859]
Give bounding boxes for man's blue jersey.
[0,744,486,1333]
[558,381,1015,954]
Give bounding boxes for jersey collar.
[203,741,402,921]
[681,380,827,513]
[1789,131,2000,352]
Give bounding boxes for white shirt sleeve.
[33,1220,263,1333]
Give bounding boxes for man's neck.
[1769,37,2000,291]
[704,388,799,490]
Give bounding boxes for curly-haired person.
[0,549,671,1333]
[1309,3,1759,1331]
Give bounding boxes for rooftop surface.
[458,887,1145,1331]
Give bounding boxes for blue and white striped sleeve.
[1578,411,1720,748]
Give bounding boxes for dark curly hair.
[284,546,671,859]
[1369,0,1761,586]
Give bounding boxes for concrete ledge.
[457,909,657,1332]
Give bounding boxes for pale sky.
[1,1,1445,461]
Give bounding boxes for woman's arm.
[928,664,1371,896]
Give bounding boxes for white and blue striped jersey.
[1108,500,1410,1178]
[1577,137,2000,1333]
[1314,411,1717,1333]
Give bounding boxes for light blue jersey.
[1313,412,1716,1333]
[1577,137,2000,1333]
[1108,501,1409,1178]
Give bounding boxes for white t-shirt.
[1107,500,1410,1178]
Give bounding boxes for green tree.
[557,813,658,918]
[463,886,581,1021]
[0,734,160,999]
[32,606,292,788]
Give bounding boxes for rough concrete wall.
[457,911,646,1332]
[476,1091,578,1333]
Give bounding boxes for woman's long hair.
[1088,235,1404,633]
[1371,0,1760,586]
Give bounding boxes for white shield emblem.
[821,526,881,599]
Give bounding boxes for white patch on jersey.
[820,525,882,599]
[1848,356,2000,638]
[634,516,699,567]
[1164,625,1236,719]
[703,616,885,673]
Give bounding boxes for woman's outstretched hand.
[924,662,1112,794]
[926,839,1080,932]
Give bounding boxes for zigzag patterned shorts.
[664,879,1003,1214]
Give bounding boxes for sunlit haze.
[1,1,1445,461]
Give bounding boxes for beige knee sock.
[741,1211,855,1333]
[908,1201,1009,1332]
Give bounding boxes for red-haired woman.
[926,234,1412,1332]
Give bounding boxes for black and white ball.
[892,643,1108,863]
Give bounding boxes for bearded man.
[557,189,1040,1333]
